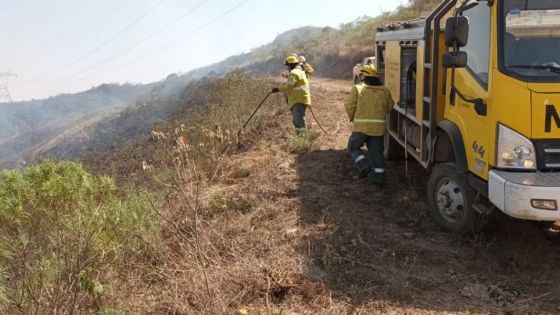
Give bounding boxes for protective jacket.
[279,68,311,109]
[345,83,394,136]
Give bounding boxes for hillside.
[0,83,156,167]
[0,73,202,168]
[187,0,441,79]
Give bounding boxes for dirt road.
[285,77,560,314]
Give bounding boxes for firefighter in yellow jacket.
[345,64,394,187]
[272,55,312,134]
[298,56,314,78]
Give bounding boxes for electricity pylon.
[0,71,17,103]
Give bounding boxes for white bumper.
[489,170,560,221]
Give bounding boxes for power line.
[56,0,210,81]
[64,0,250,83]
[69,0,168,66]
[31,0,167,82]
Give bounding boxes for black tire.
[354,76,361,84]
[384,131,404,160]
[427,163,484,235]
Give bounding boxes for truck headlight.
[496,124,536,170]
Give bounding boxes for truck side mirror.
[443,51,467,68]
[444,16,469,48]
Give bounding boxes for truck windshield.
[501,0,560,81]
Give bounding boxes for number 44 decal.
[472,141,485,159]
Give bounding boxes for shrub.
[0,160,159,313]
[288,131,319,154]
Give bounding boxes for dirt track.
[283,77,560,314]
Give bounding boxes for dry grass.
[288,131,320,154]
[76,73,320,314]
[121,144,310,314]
[89,75,386,314]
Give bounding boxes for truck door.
[445,1,492,179]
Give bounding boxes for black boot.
[356,159,371,178]
[369,172,386,188]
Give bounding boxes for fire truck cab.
[376,0,560,233]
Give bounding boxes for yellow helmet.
[360,64,378,77]
[285,55,299,65]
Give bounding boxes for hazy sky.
[0,0,403,101]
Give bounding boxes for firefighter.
[298,55,315,78]
[345,64,394,187]
[272,55,312,134]
[281,53,299,78]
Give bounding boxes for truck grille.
[543,150,560,168]
[534,139,560,170]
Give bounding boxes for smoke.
[0,83,157,168]
[0,72,210,169]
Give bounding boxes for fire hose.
[240,91,340,136]
[308,105,341,135]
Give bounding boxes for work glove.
[271,87,280,93]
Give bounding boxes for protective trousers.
[291,103,307,133]
[348,132,385,186]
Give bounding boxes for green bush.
[0,160,159,313]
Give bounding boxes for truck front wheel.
[427,163,483,235]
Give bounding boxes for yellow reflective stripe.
[353,118,386,124]
[293,85,309,91]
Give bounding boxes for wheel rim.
[435,178,466,223]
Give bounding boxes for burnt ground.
[292,78,560,314]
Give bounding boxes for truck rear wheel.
[427,163,483,235]
[384,131,403,160]
[354,76,361,84]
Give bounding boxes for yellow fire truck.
[376,0,560,233]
